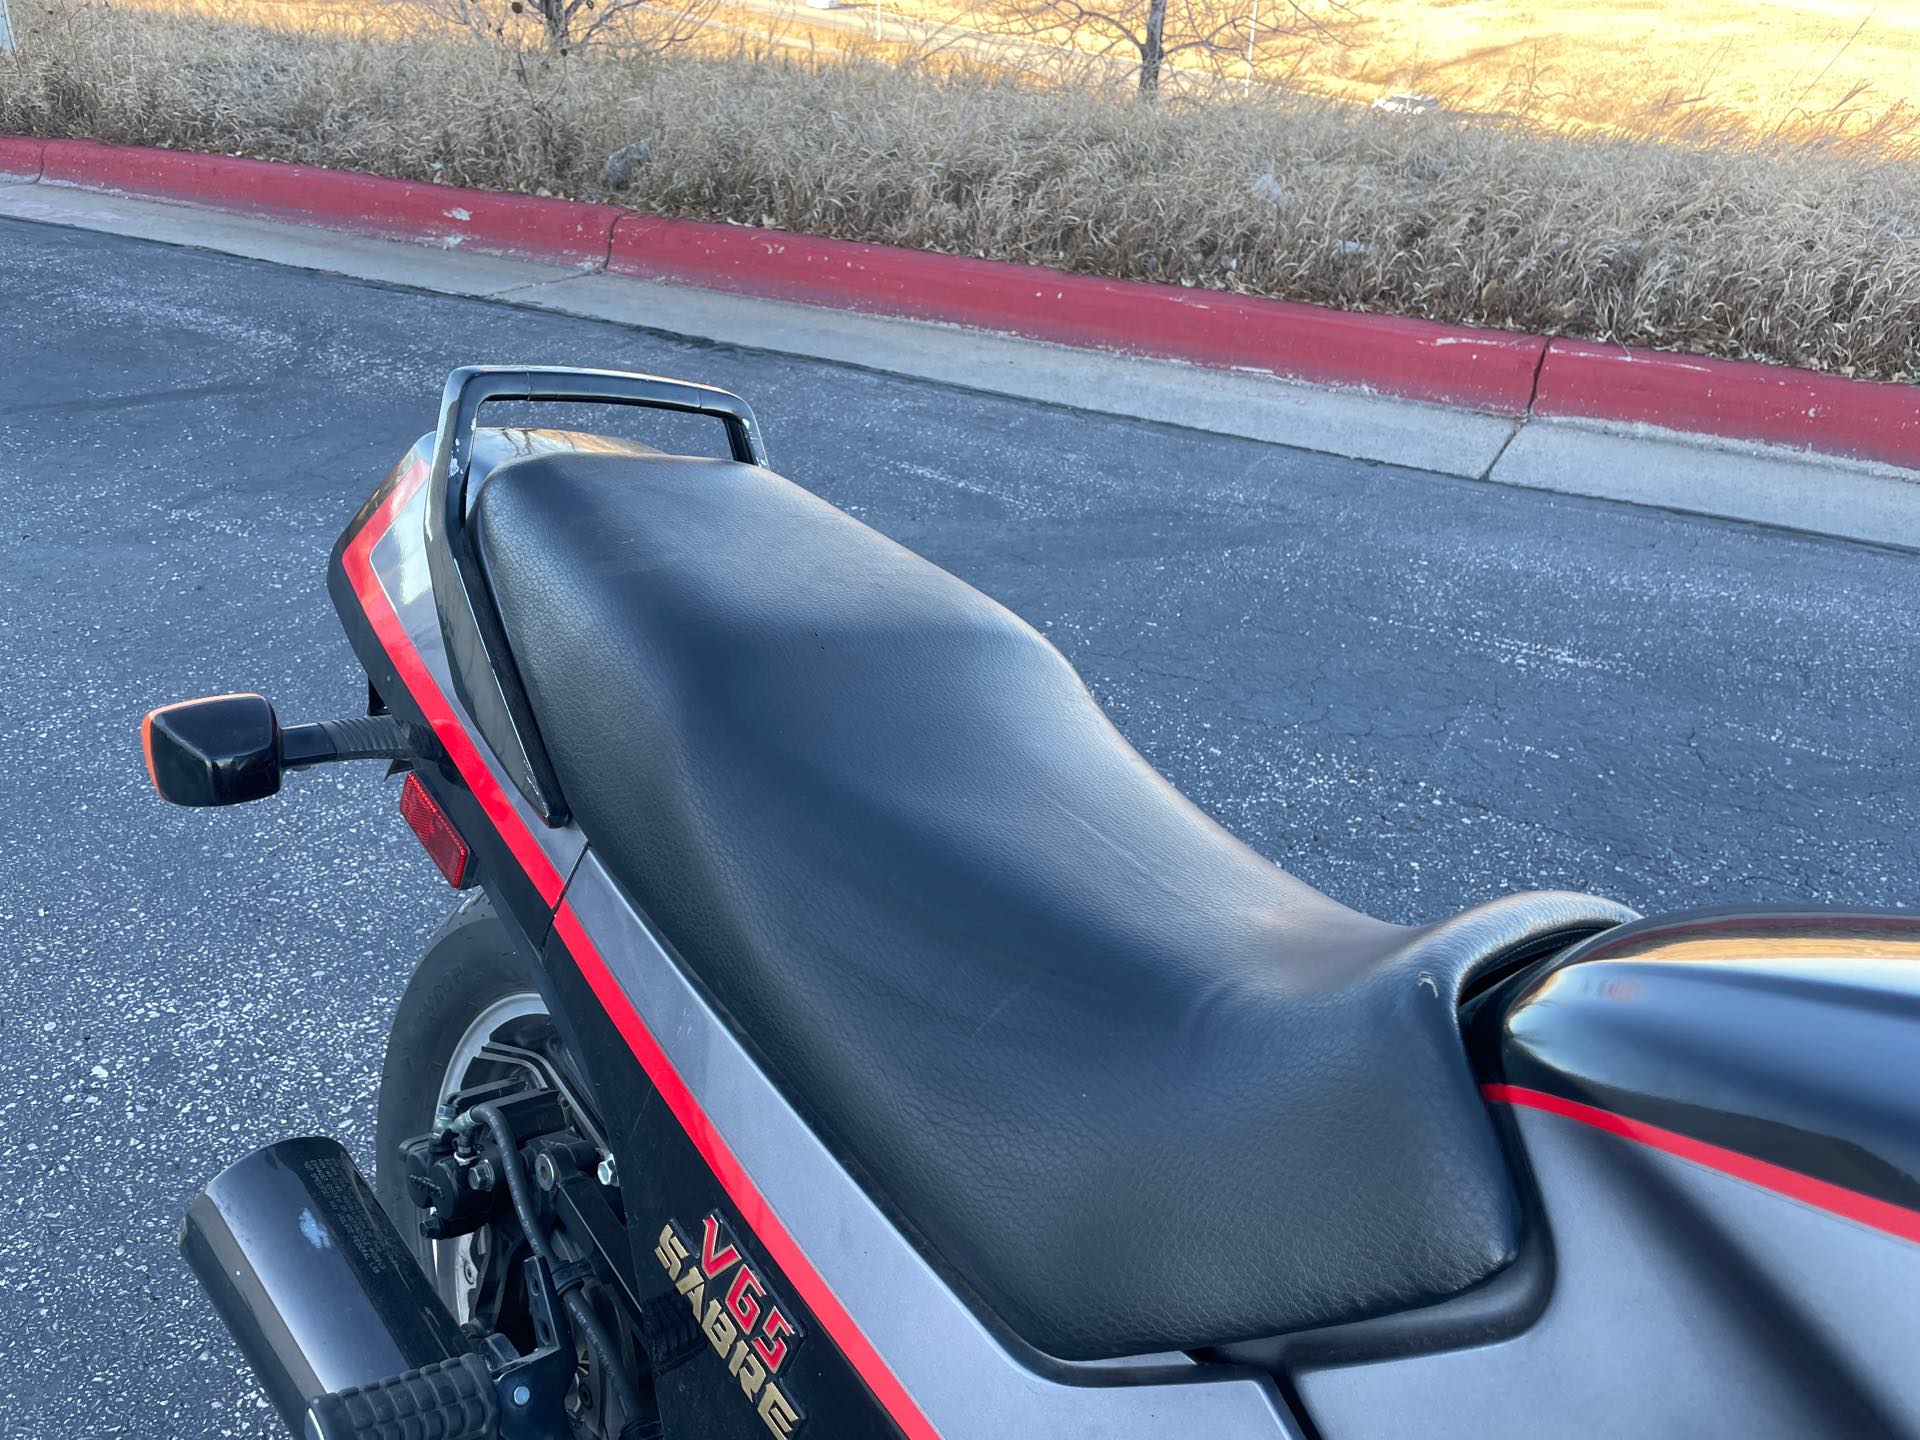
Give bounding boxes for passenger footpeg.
[305,1259,577,1440]
[304,1353,497,1440]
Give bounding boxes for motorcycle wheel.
[375,893,648,1437]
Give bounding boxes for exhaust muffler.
[179,1136,479,1435]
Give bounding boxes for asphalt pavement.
[0,216,1915,1436]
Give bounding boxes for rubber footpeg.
[304,1352,498,1440]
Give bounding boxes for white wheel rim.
[432,990,548,1323]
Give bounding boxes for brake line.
[468,1100,649,1434]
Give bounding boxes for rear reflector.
[399,774,474,889]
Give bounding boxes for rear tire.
[373,893,546,1277]
[374,894,651,1436]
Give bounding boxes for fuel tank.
[1497,908,1920,1223]
[1296,909,1920,1440]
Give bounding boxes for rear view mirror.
[142,693,283,807]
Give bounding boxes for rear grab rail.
[423,365,772,827]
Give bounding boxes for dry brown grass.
[875,0,1920,152]
[3,0,1918,381]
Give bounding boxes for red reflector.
[399,773,474,888]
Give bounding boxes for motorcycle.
[144,366,1920,1440]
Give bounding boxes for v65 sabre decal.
[656,1212,806,1437]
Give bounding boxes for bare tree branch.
[960,0,1359,102]
[405,0,716,54]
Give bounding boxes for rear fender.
[326,429,595,946]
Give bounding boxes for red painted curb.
[608,214,1545,415]
[7,136,1917,464]
[37,140,618,267]
[1535,340,1920,472]
[0,136,46,180]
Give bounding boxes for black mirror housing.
[143,693,283,807]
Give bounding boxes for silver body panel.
[1299,1105,1920,1440]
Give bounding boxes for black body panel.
[325,446,559,954]
[1293,909,1920,1439]
[1501,909,1920,1212]
[470,447,1632,1359]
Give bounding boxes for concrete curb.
[5,178,1917,553]
[0,135,46,180]
[34,140,617,266]
[1535,341,1920,474]
[6,136,1919,470]
[604,213,1545,414]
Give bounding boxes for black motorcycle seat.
[472,447,1634,1360]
